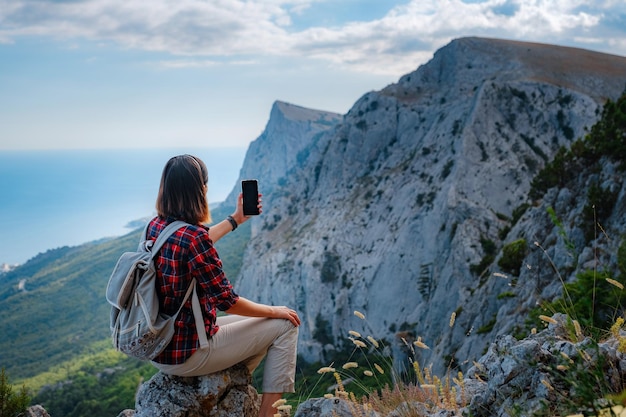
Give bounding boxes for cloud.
[156,57,258,69]
[0,0,624,75]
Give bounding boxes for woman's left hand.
[226,298,301,326]
[272,306,301,327]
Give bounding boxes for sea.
[0,147,247,265]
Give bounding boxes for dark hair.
[156,154,211,224]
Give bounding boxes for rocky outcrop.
[24,405,51,417]
[117,364,259,417]
[294,397,378,417]
[293,314,626,417]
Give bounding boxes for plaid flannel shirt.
[148,216,239,365]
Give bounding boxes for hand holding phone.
[242,179,260,216]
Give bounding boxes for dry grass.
[298,310,468,417]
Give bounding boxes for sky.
[1,0,626,151]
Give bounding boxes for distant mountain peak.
[272,100,342,123]
[221,101,342,206]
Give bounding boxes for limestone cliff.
[228,37,626,372]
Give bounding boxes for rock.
[294,396,379,417]
[24,405,51,417]
[118,363,259,417]
[296,313,626,417]
[466,313,626,417]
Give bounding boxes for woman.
[148,154,300,417]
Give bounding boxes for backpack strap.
[168,279,209,349]
[191,285,210,348]
[149,220,190,257]
[148,220,210,349]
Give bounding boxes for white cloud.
[0,0,624,75]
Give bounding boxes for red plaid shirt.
[148,216,239,365]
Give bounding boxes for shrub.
[581,182,619,242]
[0,368,30,417]
[511,203,529,225]
[498,239,527,275]
[531,270,625,340]
[313,314,333,346]
[320,251,341,283]
[618,238,626,277]
[529,91,626,200]
[470,237,497,278]
[441,159,454,179]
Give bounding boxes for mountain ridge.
[386,36,626,109]
[232,36,626,371]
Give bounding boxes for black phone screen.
[242,180,259,216]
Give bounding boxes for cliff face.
[229,37,626,370]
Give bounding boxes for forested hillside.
[0,204,246,382]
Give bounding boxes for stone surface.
[24,405,51,417]
[294,314,626,417]
[117,363,259,417]
[294,396,379,417]
[465,313,626,417]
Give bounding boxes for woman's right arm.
[225,297,301,327]
[208,193,262,243]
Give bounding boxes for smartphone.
[242,179,260,216]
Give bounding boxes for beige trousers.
[153,315,299,393]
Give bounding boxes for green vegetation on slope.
[0,232,139,381]
[530,91,626,200]
[1,368,30,417]
[25,341,157,417]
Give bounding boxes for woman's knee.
[279,318,298,337]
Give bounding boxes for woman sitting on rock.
[148,154,300,417]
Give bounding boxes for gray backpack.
[106,220,208,360]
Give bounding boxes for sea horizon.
[0,147,247,265]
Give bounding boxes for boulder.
[25,405,51,417]
[117,363,259,417]
[294,396,379,417]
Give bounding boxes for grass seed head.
[539,315,558,325]
[374,363,385,374]
[541,379,555,391]
[414,337,430,349]
[367,336,380,348]
[349,330,362,338]
[272,399,287,407]
[353,339,367,348]
[606,278,624,290]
